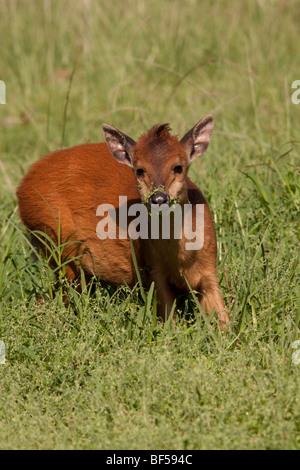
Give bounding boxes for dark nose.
[149,192,170,206]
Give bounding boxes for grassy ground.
[0,0,299,450]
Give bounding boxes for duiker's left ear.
[102,124,136,167]
[180,114,214,161]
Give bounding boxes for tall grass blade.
[129,236,146,303]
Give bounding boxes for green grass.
[0,0,299,450]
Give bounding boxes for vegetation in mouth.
[142,186,178,207]
[140,186,179,217]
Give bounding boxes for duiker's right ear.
[102,124,136,167]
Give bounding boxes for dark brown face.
[132,138,189,207]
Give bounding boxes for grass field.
[0,0,299,450]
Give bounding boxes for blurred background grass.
[1,0,300,160]
[0,0,299,450]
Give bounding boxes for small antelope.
[17,114,230,327]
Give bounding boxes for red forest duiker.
[17,114,230,327]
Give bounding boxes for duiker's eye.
[136,168,145,177]
[174,165,183,174]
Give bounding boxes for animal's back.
[17,143,141,285]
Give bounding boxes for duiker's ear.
[102,124,136,167]
[180,114,214,162]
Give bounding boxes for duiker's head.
[102,115,214,207]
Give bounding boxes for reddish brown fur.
[17,117,230,327]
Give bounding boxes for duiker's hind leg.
[51,261,80,303]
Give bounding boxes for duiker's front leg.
[198,275,230,329]
[152,276,177,322]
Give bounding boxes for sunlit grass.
[0,0,299,450]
